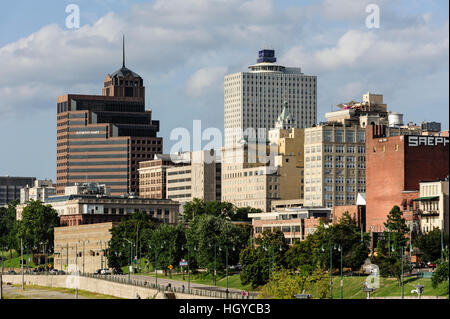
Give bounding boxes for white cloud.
[185,66,228,97]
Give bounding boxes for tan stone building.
[54,222,116,273]
[166,150,221,204]
[221,123,304,212]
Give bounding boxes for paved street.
[106,273,257,297]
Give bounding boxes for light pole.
[321,243,333,299]
[182,245,196,294]
[441,220,445,262]
[124,239,133,282]
[149,241,165,288]
[334,244,343,299]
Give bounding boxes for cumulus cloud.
[185,66,228,97]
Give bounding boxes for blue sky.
[0,0,448,181]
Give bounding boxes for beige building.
[54,222,116,273]
[138,153,190,199]
[305,93,423,208]
[166,150,221,204]
[415,179,449,234]
[221,121,304,212]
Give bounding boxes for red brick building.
[366,125,449,233]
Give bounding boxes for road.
[105,273,257,297]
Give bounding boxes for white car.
[100,268,112,275]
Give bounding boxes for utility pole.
[21,238,24,290]
[401,247,404,299]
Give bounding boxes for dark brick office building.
[366,125,449,234]
[56,41,162,196]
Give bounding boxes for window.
[335,145,344,153]
[324,130,332,142]
[357,131,365,142]
[335,130,344,142]
[346,131,355,143]
[324,145,333,153]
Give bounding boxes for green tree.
[431,248,449,292]
[185,214,249,274]
[240,229,289,288]
[384,206,409,250]
[0,200,19,249]
[182,199,260,223]
[284,238,317,273]
[107,211,156,269]
[15,200,59,252]
[414,228,449,263]
[312,213,370,271]
[259,268,311,299]
[147,223,186,273]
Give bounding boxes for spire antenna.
[122,34,125,68]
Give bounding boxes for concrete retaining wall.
[1,275,215,299]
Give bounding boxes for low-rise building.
[138,153,190,199]
[166,150,221,204]
[249,207,331,244]
[414,178,449,234]
[54,222,116,273]
[366,125,449,234]
[20,179,57,204]
[16,182,180,226]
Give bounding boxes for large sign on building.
[407,136,449,147]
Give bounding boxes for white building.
[224,49,317,147]
[20,179,56,204]
[415,179,449,234]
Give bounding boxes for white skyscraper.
[224,49,317,146]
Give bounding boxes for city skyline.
[0,0,449,181]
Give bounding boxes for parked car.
[113,268,123,275]
[427,262,437,269]
[7,270,17,275]
[57,270,65,275]
[95,269,102,274]
[49,269,58,275]
[100,268,112,275]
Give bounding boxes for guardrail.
[82,273,256,299]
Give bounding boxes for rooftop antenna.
[122,34,126,68]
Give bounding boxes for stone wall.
[1,275,216,299]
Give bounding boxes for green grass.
[326,276,448,299]
[8,284,122,299]
[1,253,36,269]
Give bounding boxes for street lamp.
[392,246,404,299]
[334,244,343,299]
[124,239,133,282]
[149,241,165,288]
[322,243,333,299]
[182,245,196,294]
